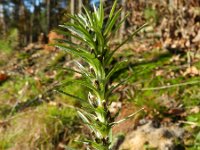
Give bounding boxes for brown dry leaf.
[190,106,200,114]
[169,71,175,77]
[48,101,57,106]
[25,67,35,75]
[0,121,10,129]
[153,41,162,49]
[24,43,35,51]
[45,70,57,79]
[193,30,200,42]
[167,108,185,116]
[0,72,8,81]
[44,31,64,51]
[170,55,180,62]
[155,69,164,76]
[162,117,172,123]
[183,66,200,76]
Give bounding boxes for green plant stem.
[55,1,146,149]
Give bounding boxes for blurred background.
[0,0,200,150]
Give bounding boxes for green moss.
[47,105,77,126]
[0,105,12,119]
[144,7,159,25]
[0,140,11,150]
[0,104,78,149]
[0,40,12,53]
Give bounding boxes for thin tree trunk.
[30,13,33,43]
[0,3,6,37]
[70,0,75,41]
[19,1,27,45]
[78,0,82,14]
[46,0,50,33]
[29,0,36,43]
[119,0,126,42]
[70,0,75,24]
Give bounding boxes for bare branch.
[141,80,200,91]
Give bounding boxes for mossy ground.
[0,47,199,149]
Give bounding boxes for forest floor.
[0,42,200,149]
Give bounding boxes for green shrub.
[0,28,19,53]
[7,28,19,49]
[0,40,12,53]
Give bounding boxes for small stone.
[139,119,148,125]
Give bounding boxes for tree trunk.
[46,0,50,33]
[70,0,75,23]
[29,0,36,43]
[29,13,33,43]
[119,0,126,42]
[78,0,82,14]
[0,3,6,37]
[19,0,27,46]
[70,0,75,41]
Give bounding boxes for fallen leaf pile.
[125,0,200,60]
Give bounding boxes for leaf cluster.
[54,1,147,149]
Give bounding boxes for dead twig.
[179,120,200,127]
[110,107,145,126]
[141,80,200,91]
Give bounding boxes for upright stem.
[56,1,146,149]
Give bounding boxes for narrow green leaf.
[105,23,148,64]
[78,110,102,139]
[107,12,130,39]
[108,0,118,20]
[75,61,94,79]
[56,43,105,81]
[77,139,107,150]
[66,14,88,30]
[83,6,94,27]
[56,66,83,76]
[108,129,113,144]
[79,109,96,122]
[63,23,95,47]
[114,23,148,52]
[91,142,107,150]
[62,146,77,150]
[55,89,86,103]
[77,110,90,123]
[104,8,122,36]
[95,106,106,123]
[55,28,85,43]
[105,60,128,82]
[98,0,104,28]
[59,79,98,95]
[105,79,128,98]
[54,38,87,50]
[55,43,93,60]
[77,14,90,28]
